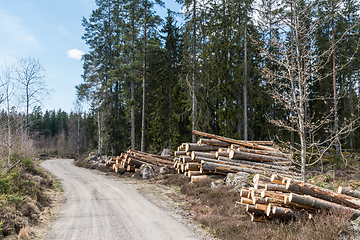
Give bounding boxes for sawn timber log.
[192,130,277,151]
[286,178,360,209]
[288,193,360,218]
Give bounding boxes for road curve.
[41,159,200,240]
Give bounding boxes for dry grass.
[161,174,190,186]
[0,159,54,238]
[178,180,353,240]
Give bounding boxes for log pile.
[173,130,301,183]
[105,149,175,174]
[239,173,360,222]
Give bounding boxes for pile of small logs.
[173,130,301,183]
[105,149,174,174]
[239,173,360,222]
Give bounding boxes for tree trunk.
[7,92,11,167]
[289,193,360,218]
[131,3,136,150]
[192,0,197,143]
[243,20,248,140]
[332,3,340,157]
[141,2,147,152]
[290,2,295,148]
[77,113,80,156]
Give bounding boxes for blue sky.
[0,0,182,113]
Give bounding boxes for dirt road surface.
[41,159,201,240]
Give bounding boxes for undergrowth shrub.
[162,174,190,186]
[0,157,54,237]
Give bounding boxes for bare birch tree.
[15,57,49,133]
[0,62,15,167]
[256,0,360,181]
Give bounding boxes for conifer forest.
[5,0,360,161]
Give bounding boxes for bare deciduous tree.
[15,57,49,132]
[256,0,360,181]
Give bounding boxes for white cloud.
[67,49,84,60]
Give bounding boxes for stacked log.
[173,130,300,183]
[239,173,360,222]
[105,149,175,174]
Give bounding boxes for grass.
[54,180,63,192]
[0,158,54,238]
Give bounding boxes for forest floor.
[4,150,360,240]
[0,159,63,240]
[72,150,360,240]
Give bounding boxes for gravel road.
[41,159,201,240]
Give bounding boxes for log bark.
[175,151,187,156]
[286,178,360,209]
[191,151,216,161]
[283,196,316,211]
[240,188,251,198]
[253,197,268,205]
[198,138,231,146]
[234,146,290,158]
[215,152,230,158]
[250,189,263,199]
[185,162,200,171]
[230,140,275,146]
[127,157,145,168]
[338,187,360,199]
[185,143,220,152]
[225,159,295,171]
[265,183,290,193]
[190,175,224,183]
[253,174,272,184]
[127,153,173,166]
[261,190,288,200]
[246,204,265,215]
[265,197,284,205]
[192,130,276,151]
[272,206,311,219]
[255,204,267,212]
[241,197,253,205]
[202,157,284,172]
[271,174,289,185]
[126,165,136,172]
[201,161,263,175]
[114,165,126,174]
[187,170,203,177]
[129,149,174,161]
[289,193,360,218]
[181,156,192,163]
[229,149,289,162]
[254,182,266,189]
